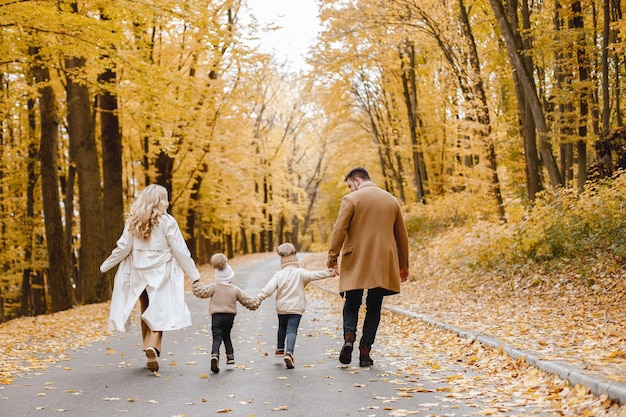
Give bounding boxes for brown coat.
[327,182,409,294]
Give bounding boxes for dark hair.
[344,167,370,182]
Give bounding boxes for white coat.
[101,213,200,332]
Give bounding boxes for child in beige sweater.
[192,254,258,373]
[256,243,337,369]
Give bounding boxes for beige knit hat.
[277,243,299,268]
[211,253,234,283]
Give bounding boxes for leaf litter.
[1,252,625,415]
[302,246,626,417]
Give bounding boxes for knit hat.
[211,253,234,283]
[277,243,299,268]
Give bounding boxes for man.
[327,167,409,367]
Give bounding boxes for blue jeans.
[342,288,385,347]
[211,313,235,356]
[277,314,302,355]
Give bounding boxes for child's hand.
[246,296,262,311]
[192,280,207,298]
[329,266,339,277]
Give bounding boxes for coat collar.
[358,181,377,190]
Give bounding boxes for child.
[256,243,337,369]
[192,253,258,373]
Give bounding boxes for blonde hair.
[210,253,229,271]
[127,184,169,240]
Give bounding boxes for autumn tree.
[31,47,74,313]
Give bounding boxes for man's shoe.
[284,353,295,369]
[359,345,374,367]
[145,347,159,372]
[211,355,220,373]
[226,354,235,365]
[339,331,355,364]
[275,349,285,357]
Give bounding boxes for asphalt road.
[3,255,510,417]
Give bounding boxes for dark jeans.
[277,313,302,355]
[211,313,235,356]
[342,288,386,347]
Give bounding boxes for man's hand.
[400,269,409,282]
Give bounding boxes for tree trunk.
[613,0,623,127]
[21,73,40,315]
[155,152,174,203]
[32,47,73,313]
[399,40,426,204]
[489,0,563,190]
[66,55,108,304]
[459,0,505,221]
[98,67,124,260]
[572,0,589,191]
[601,0,610,136]
[185,166,206,261]
[554,1,575,188]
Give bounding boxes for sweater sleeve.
[256,273,279,301]
[301,268,334,286]
[192,281,215,299]
[237,288,260,311]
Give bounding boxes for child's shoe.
[226,354,235,365]
[275,349,285,357]
[284,353,294,369]
[211,354,220,373]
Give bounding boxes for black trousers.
[211,313,235,356]
[342,288,386,347]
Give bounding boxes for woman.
[101,184,200,372]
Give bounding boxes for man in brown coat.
[327,167,410,367]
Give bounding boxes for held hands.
[329,265,339,277]
[247,296,262,311]
[192,280,207,298]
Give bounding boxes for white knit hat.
[215,264,234,283]
[211,253,234,283]
[277,243,299,268]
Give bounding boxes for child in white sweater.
[192,254,258,373]
[256,243,337,369]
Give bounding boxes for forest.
[1,0,626,322]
